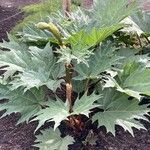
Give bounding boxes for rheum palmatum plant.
[0,0,150,149]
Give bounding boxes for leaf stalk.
[65,63,73,113]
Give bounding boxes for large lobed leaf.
[35,128,74,150]
[74,42,122,80]
[62,24,123,65]
[92,87,149,136]
[104,61,150,99]
[0,80,100,129]
[0,85,47,124]
[0,37,64,92]
[35,93,100,130]
[34,97,70,131]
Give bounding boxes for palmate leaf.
[35,93,100,130]
[104,61,150,99]
[35,128,74,150]
[72,93,100,117]
[0,86,46,124]
[92,87,149,136]
[35,98,70,130]
[0,35,31,79]
[61,24,123,65]
[115,47,150,72]
[0,38,64,91]
[74,43,122,80]
[10,68,63,92]
[67,24,124,51]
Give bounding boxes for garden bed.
[0,110,150,150]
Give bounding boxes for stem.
[144,35,150,44]
[62,0,71,17]
[136,34,143,48]
[65,63,73,113]
[85,78,90,94]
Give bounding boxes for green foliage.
[74,42,122,80]
[35,93,100,130]
[92,87,149,136]
[35,128,74,150]
[0,39,64,92]
[91,0,137,27]
[0,86,46,123]
[104,61,150,99]
[63,24,124,65]
[34,97,70,130]
[72,93,100,116]
[0,0,150,149]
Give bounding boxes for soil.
[0,0,39,42]
[0,110,150,150]
[0,0,150,150]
